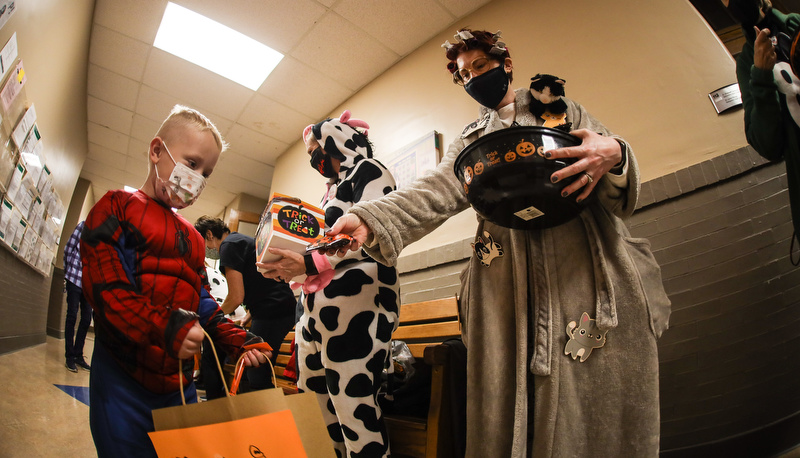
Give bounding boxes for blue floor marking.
[54,384,90,406]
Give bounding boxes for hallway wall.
[0,0,94,354]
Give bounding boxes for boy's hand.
[177,322,204,359]
[240,348,270,366]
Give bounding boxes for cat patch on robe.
[472,230,503,267]
[564,312,608,362]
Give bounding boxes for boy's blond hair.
[156,105,227,152]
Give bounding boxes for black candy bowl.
[454,125,591,230]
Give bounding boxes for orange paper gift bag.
[148,334,334,457]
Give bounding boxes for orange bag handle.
[229,341,275,396]
[178,330,274,404]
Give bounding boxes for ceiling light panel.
[154,2,283,90]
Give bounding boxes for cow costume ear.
[338,110,370,135]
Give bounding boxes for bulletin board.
[380,131,442,190]
[0,27,63,276]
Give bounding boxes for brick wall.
[395,146,800,454]
[0,246,53,354]
[632,148,800,454]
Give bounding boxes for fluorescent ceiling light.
[154,2,283,90]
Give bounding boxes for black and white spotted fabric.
[299,114,399,458]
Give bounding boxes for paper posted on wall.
[255,192,325,272]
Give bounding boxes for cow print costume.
[299,111,399,458]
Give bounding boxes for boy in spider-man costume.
[81,105,269,458]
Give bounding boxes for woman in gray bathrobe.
[327,28,672,457]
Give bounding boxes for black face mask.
[464,65,510,109]
[310,147,337,178]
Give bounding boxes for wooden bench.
[268,296,464,457]
[385,296,463,458]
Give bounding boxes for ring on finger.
[584,171,594,184]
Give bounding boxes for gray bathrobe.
[349,88,671,457]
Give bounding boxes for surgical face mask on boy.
[154,141,207,209]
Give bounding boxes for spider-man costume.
[81,189,260,394]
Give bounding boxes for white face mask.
[154,141,207,209]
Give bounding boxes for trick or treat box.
[255,193,325,271]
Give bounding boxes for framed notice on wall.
[380,131,441,190]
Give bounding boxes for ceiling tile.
[87,143,127,170]
[130,114,161,143]
[141,49,255,121]
[93,0,167,43]
[214,151,274,186]
[438,0,494,18]
[334,0,455,55]
[238,95,314,145]
[87,96,134,134]
[235,178,273,200]
[127,137,150,156]
[88,122,129,155]
[125,149,150,176]
[123,170,148,189]
[257,57,351,120]
[292,13,400,91]
[195,184,237,207]
[87,64,140,110]
[82,159,128,183]
[178,202,225,226]
[225,123,288,165]
[89,25,150,81]
[81,171,119,195]
[203,169,242,197]
[134,85,234,135]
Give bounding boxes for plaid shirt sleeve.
[63,221,83,287]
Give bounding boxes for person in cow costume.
[258,110,399,457]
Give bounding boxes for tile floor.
[2,335,800,458]
[0,335,96,457]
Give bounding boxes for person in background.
[63,220,92,372]
[325,29,671,456]
[194,216,297,398]
[723,0,800,261]
[81,105,269,458]
[258,111,399,458]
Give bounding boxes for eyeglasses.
[454,56,498,85]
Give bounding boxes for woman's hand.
[177,321,204,359]
[324,214,370,257]
[545,128,623,202]
[753,26,777,71]
[257,247,306,282]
